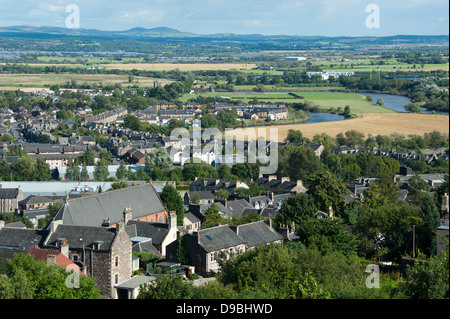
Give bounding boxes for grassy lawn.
[181,91,395,114]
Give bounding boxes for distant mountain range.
[0,25,449,42]
[0,25,448,43]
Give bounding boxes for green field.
[182,91,395,114]
[36,56,146,64]
[308,61,449,73]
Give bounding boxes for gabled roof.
[197,225,246,253]
[0,187,21,199]
[226,199,253,216]
[44,224,117,251]
[126,220,169,247]
[54,183,166,227]
[0,227,48,250]
[233,221,283,248]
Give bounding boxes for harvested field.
[233,113,449,141]
[0,73,174,88]
[101,63,258,71]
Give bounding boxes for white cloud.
[244,20,262,26]
[118,10,165,23]
[279,1,304,10]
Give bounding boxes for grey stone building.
[0,184,23,213]
[42,219,133,299]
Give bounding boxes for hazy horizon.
[0,0,448,37]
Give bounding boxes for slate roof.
[54,183,166,227]
[19,195,54,206]
[44,224,117,251]
[125,220,169,247]
[0,227,48,250]
[226,199,253,216]
[197,225,246,253]
[0,187,20,199]
[233,221,283,248]
[132,241,161,256]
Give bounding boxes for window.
[115,256,119,267]
[115,274,119,284]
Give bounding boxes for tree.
[122,114,141,131]
[80,164,89,181]
[138,274,194,299]
[0,253,101,299]
[116,160,127,180]
[278,145,325,182]
[201,114,219,128]
[296,217,359,256]
[201,203,222,229]
[93,160,109,181]
[145,147,173,173]
[377,98,384,106]
[285,130,305,144]
[34,158,51,181]
[78,149,95,166]
[159,184,184,226]
[276,193,317,228]
[219,109,238,128]
[306,170,349,215]
[343,105,351,117]
[354,201,422,261]
[399,251,449,299]
[418,195,440,256]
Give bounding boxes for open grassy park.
[182,91,396,114]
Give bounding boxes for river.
[220,90,448,119]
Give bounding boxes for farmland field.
[0,73,174,88]
[234,113,450,141]
[100,63,258,71]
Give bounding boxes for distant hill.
[0,25,448,44]
[0,25,199,38]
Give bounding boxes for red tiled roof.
[29,248,83,274]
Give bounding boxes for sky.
[0,0,448,36]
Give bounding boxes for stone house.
[166,220,283,275]
[42,218,133,299]
[0,184,23,213]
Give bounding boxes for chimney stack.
[46,255,57,266]
[123,206,132,224]
[49,219,63,234]
[442,193,449,213]
[169,211,177,229]
[60,239,69,257]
